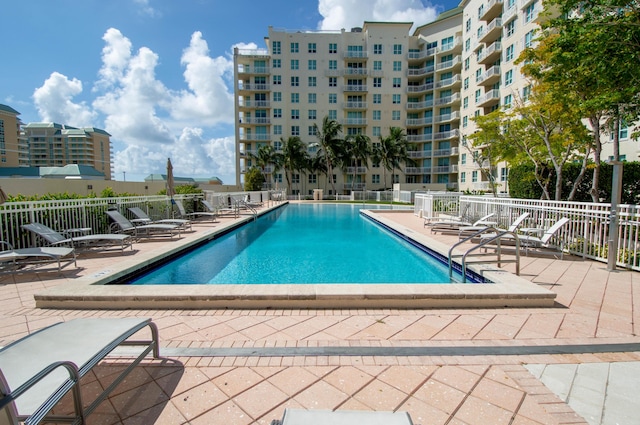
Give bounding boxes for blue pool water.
[129,203,464,284]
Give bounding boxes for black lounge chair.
[22,222,133,253]
[106,210,181,239]
[128,206,192,231]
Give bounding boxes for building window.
[329,77,337,87]
[372,174,380,184]
[505,44,514,61]
[525,2,537,23]
[373,110,381,121]
[472,170,478,182]
[291,76,299,87]
[290,42,299,53]
[503,94,512,107]
[478,4,484,18]
[272,59,281,68]
[464,57,470,71]
[309,76,316,87]
[290,59,299,70]
[308,126,316,136]
[272,41,281,54]
[392,110,400,120]
[291,93,299,103]
[329,60,337,70]
[273,108,282,118]
[374,44,383,54]
[373,60,382,71]
[465,38,471,52]
[308,59,316,70]
[393,44,402,54]
[291,109,300,120]
[291,126,300,136]
[506,20,516,37]
[393,61,402,71]
[328,110,337,120]
[505,69,513,86]
[524,30,535,48]
[373,77,382,88]
[475,68,482,83]
[475,89,481,103]
[461,153,466,165]
[466,19,471,32]
[308,109,316,120]
[373,127,381,136]
[308,93,316,103]
[273,92,282,102]
[308,174,317,184]
[392,94,401,104]
[329,43,337,54]
[441,36,454,51]
[501,167,508,181]
[392,78,401,88]
[463,116,468,127]
[463,97,469,109]
[461,172,466,183]
[463,77,469,90]
[308,42,316,53]
[522,84,531,101]
[329,93,337,104]
[273,75,281,85]
[373,94,381,104]
[274,125,282,135]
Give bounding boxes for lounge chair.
[271,409,414,425]
[128,206,192,231]
[481,217,570,258]
[429,212,496,234]
[0,241,77,274]
[459,212,530,240]
[243,194,263,208]
[205,197,238,218]
[174,199,217,222]
[22,222,133,253]
[106,210,181,239]
[0,317,159,425]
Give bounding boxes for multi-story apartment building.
[0,104,29,167]
[234,10,464,195]
[22,122,114,179]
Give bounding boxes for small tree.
[244,167,265,191]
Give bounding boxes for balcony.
[239,134,273,142]
[342,51,368,60]
[503,5,517,22]
[406,117,433,127]
[436,56,461,71]
[406,65,435,78]
[405,167,432,174]
[479,17,502,44]
[433,129,460,140]
[406,82,434,93]
[480,0,503,22]
[342,118,367,126]
[345,166,368,174]
[343,85,368,93]
[407,134,433,143]
[433,148,452,157]
[407,150,432,158]
[406,99,434,110]
[238,100,271,109]
[343,101,367,110]
[238,83,270,92]
[477,41,502,64]
[407,47,437,61]
[343,68,369,76]
[237,65,270,75]
[436,75,461,89]
[476,89,501,107]
[436,111,461,123]
[240,117,271,125]
[434,93,461,106]
[477,65,501,86]
[437,36,463,54]
[434,165,453,173]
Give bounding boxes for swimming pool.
[129,203,467,284]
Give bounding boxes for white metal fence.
[415,193,640,270]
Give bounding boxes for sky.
[1,0,460,184]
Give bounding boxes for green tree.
[344,133,372,192]
[313,116,344,196]
[281,136,309,195]
[468,110,507,196]
[373,127,414,190]
[248,144,281,189]
[244,167,265,191]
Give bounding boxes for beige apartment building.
[0,104,29,167]
[234,10,464,195]
[22,122,114,179]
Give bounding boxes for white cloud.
[317,0,440,31]
[133,0,160,17]
[95,28,133,91]
[32,72,97,126]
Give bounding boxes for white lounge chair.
[22,222,133,253]
[481,217,570,258]
[0,241,77,274]
[174,199,217,222]
[205,198,238,218]
[0,317,159,425]
[272,409,414,425]
[106,210,181,239]
[128,206,192,231]
[459,212,530,240]
[429,212,496,234]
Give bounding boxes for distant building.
[0,104,29,167]
[144,174,223,186]
[0,164,105,179]
[22,122,113,180]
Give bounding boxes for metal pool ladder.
[448,228,521,283]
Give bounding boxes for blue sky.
[1,0,459,184]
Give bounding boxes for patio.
[1,203,639,424]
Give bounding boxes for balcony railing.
[238,83,270,91]
[407,134,433,142]
[343,85,368,92]
[407,150,432,158]
[406,83,435,93]
[342,118,368,125]
[405,167,432,174]
[406,117,433,126]
[344,101,367,109]
[406,99,434,110]
[407,66,435,77]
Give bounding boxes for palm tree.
[373,127,414,190]
[345,133,372,192]
[313,116,344,197]
[281,136,309,195]
[248,145,281,189]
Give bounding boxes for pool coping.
[34,203,556,309]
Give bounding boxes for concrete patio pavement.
[1,203,639,424]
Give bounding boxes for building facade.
[0,104,29,167]
[22,122,113,180]
[234,11,464,195]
